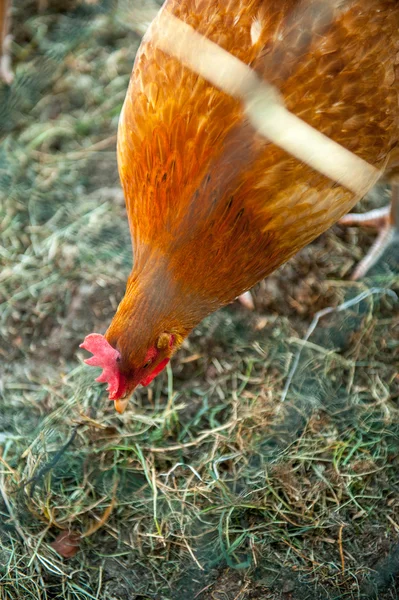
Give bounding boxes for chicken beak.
[114,398,129,414]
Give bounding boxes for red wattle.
[140,358,170,386]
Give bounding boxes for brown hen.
[81,0,399,412]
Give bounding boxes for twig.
[31,135,117,162]
[387,514,399,534]
[161,463,203,484]
[233,582,250,600]
[338,523,346,573]
[145,420,239,453]
[212,452,241,481]
[81,479,118,538]
[183,538,204,571]
[193,582,214,599]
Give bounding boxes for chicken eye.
[142,360,152,369]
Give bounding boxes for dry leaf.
[50,530,81,558]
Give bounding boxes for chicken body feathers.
[117,0,399,310]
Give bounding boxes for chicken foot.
[340,179,399,280]
[240,189,398,307]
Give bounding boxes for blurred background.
[0,1,398,599]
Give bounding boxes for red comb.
[80,333,127,400]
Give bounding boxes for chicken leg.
[340,179,399,280]
[0,0,13,84]
[241,181,399,307]
[237,290,255,310]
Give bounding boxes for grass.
[1,1,399,599]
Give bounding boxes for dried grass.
[1,1,398,599]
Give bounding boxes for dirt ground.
[1,1,398,599]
